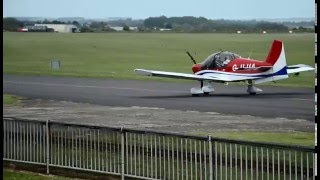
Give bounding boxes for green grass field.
[203,131,315,147]
[3,32,315,87]
[4,169,73,180]
[3,94,21,105]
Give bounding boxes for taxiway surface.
[3,75,315,121]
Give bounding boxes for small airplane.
[135,40,314,96]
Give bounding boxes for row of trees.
[144,16,292,33]
[3,17,24,31]
[3,17,314,33]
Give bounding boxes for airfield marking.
[3,80,187,94]
[288,98,315,102]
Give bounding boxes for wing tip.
[134,69,152,76]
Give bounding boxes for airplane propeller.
[186,51,197,64]
[186,51,204,89]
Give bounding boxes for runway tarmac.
[3,74,315,121]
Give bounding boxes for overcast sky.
[3,0,315,20]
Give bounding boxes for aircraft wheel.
[203,92,210,96]
[249,92,256,95]
[192,94,200,97]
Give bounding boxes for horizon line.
[3,16,315,20]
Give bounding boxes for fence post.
[121,127,125,180]
[46,120,50,174]
[208,134,213,180]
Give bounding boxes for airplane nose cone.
[192,64,202,73]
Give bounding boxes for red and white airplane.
[135,40,314,96]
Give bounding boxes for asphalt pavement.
[3,74,315,121]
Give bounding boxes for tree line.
[144,16,292,33]
[3,16,314,33]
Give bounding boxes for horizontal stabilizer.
[287,64,314,74]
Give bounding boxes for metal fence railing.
[3,117,316,180]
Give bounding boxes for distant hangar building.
[34,24,78,33]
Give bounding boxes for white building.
[129,27,138,31]
[35,24,78,33]
[160,28,172,31]
[109,26,124,31]
[108,26,138,31]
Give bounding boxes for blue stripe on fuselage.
[197,66,287,78]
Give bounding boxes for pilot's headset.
[223,57,231,65]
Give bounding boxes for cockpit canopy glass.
[201,51,241,69]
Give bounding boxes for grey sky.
[3,0,315,19]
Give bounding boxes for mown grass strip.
[199,131,315,147]
[3,94,22,106]
[3,168,74,180]
[3,32,315,87]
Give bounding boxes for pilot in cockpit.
[215,54,227,68]
[201,51,240,69]
[223,58,231,66]
[216,52,234,67]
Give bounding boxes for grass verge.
[200,131,315,147]
[3,94,22,105]
[3,168,73,180]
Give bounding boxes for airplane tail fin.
[265,40,287,70]
[255,40,314,84]
[266,40,315,75]
[254,40,288,84]
[265,40,283,64]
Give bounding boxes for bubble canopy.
[201,51,241,69]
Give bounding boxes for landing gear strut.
[246,80,262,95]
[201,81,210,96]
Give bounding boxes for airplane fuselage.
[192,58,272,74]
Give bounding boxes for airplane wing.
[134,69,260,82]
[135,69,223,81]
[287,64,314,74]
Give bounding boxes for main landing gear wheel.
[192,94,201,97]
[202,82,214,95]
[190,81,215,96]
[246,80,262,95]
[191,87,203,96]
